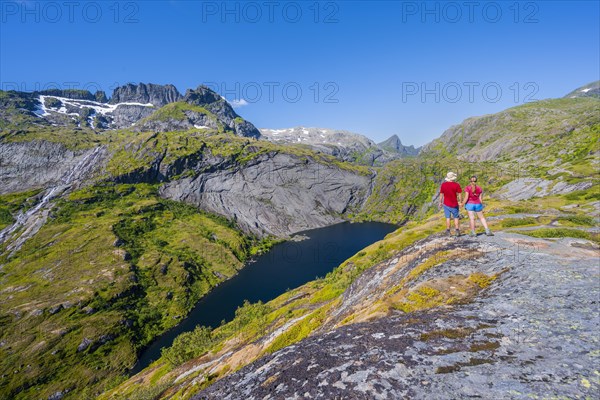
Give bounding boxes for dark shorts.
[443,205,460,218]
[465,203,483,212]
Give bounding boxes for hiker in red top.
[462,175,493,237]
[438,171,462,236]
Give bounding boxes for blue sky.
[1,0,598,145]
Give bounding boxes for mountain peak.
[378,134,419,156]
[109,82,182,106]
[378,134,402,148]
[563,80,600,99]
[134,85,260,138]
[183,85,223,106]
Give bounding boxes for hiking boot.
[485,229,494,236]
[455,229,461,237]
[469,230,476,237]
[445,229,451,236]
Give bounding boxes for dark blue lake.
[131,221,398,373]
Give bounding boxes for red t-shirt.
[465,185,482,204]
[440,181,462,207]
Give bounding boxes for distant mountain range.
[2,83,420,165]
[260,127,419,166]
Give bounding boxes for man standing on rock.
[438,171,462,236]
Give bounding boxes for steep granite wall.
[159,152,373,237]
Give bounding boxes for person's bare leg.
[454,217,460,230]
[467,210,476,235]
[477,211,493,235]
[446,218,451,230]
[476,211,490,230]
[468,211,476,231]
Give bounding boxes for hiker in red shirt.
[438,171,462,236]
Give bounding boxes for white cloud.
[230,99,249,108]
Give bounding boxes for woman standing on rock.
[462,175,494,237]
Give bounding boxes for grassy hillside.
[357,97,599,224]
[0,189,43,230]
[0,183,276,399]
[423,97,599,167]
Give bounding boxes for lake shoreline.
[129,220,398,374]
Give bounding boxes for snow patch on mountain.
[38,95,154,116]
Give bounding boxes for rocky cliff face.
[110,104,159,128]
[0,141,107,195]
[109,83,182,106]
[159,151,372,237]
[103,131,371,237]
[1,130,369,241]
[0,143,107,254]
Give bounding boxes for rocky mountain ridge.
[259,127,418,166]
[0,83,261,136]
[133,86,261,137]
[420,96,599,162]
[109,83,182,106]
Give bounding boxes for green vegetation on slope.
[161,300,271,366]
[508,227,599,244]
[0,90,40,130]
[423,97,599,171]
[105,130,372,180]
[0,123,128,151]
[0,189,43,230]
[138,101,224,131]
[144,102,210,121]
[354,155,527,224]
[0,183,274,400]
